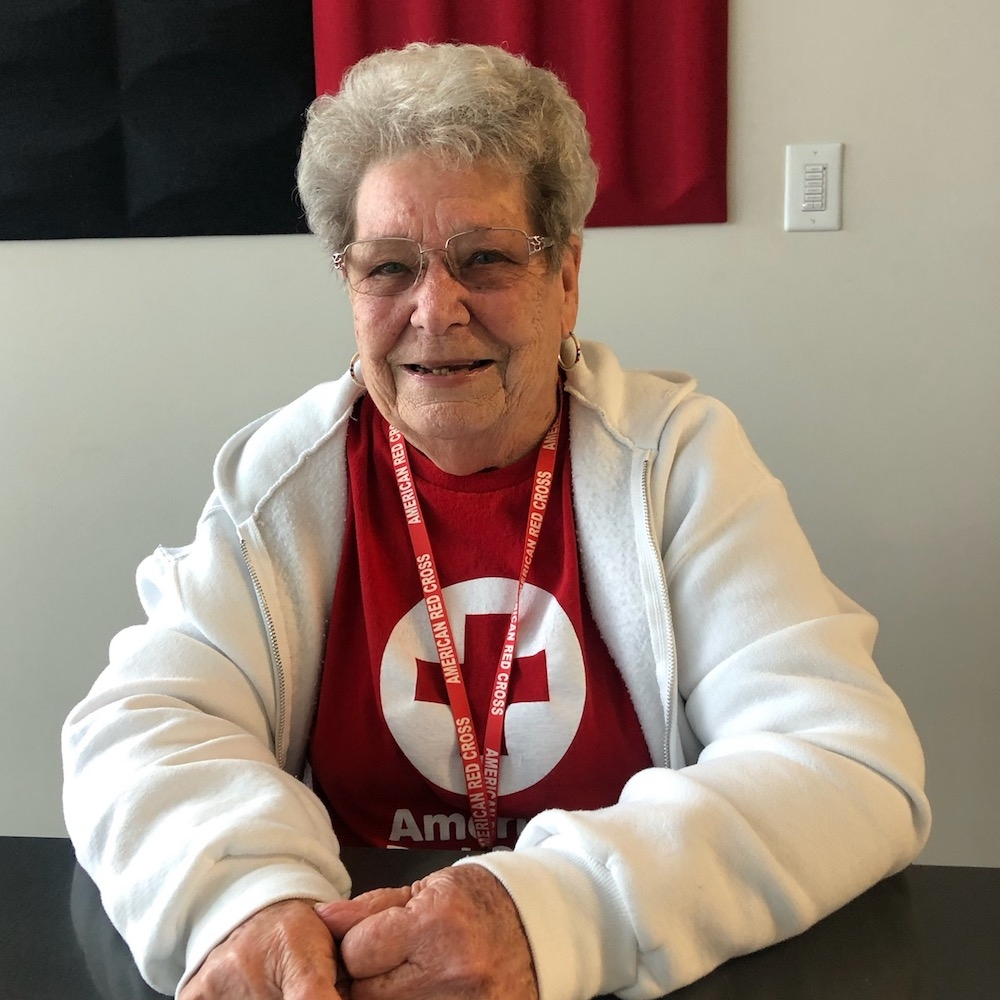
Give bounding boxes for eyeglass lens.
[343,228,542,296]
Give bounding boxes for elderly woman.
[63,42,930,1000]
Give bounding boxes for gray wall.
[2,0,997,865]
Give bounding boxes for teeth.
[411,362,485,375]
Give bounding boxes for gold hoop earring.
[349,352,365,388]
[558,333,582,371]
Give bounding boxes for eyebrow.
[352,225,528,244]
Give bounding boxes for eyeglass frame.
[331,227,556,296]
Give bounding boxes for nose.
[408,250,471,334]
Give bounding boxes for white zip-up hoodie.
[62,341,930,999]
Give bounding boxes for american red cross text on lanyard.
[387,405,561,848]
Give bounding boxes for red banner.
[312,1,727,227]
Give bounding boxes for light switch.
[785,143,843,231]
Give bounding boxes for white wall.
[1,1,997,865]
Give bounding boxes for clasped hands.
[178,864,538,1000]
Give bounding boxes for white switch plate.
[785,143,843,231]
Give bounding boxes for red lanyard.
[387,407,561,848]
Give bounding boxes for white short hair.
[297,42,598,259]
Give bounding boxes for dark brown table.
[1,836,996,999]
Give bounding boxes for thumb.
[316,885,413,938]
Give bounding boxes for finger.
[349,964,424,1000]
[339,906,413,979]
[317,886,413,937]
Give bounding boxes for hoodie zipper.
[641,458,675,769]
[240,536,288,768]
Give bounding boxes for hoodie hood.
[211,340,695,528]
[212,377,364,528]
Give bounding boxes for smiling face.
[348,153,580,475]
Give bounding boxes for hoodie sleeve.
[461,393,931,1000]
[61,501,350,996]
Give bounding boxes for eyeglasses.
[332,228,555,297]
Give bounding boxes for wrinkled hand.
[316,864,538,1000]
[178,898,348,999]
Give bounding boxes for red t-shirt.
[308,395,652,850]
